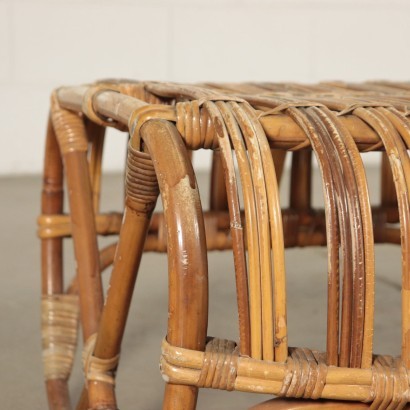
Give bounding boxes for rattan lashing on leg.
[41,294,79,382]
[39,80,410,409]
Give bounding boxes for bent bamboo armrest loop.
[128,105,176,151]
[82,334,120,387]
[42,294,79,381]
[126,144,159,213]
[82,81,167,130]
[50,92,88,154]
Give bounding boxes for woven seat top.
[55,79,410,152]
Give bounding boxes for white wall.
[1,0,410,175]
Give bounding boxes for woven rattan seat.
[39,80,410,409]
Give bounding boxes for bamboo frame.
[38,80,410,410]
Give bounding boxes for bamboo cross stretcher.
[39,80,410,409]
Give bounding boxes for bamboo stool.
[39,80,410,409]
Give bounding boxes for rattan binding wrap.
[160,338,409,408]
[82,334,119,386]
[42,294,79,381]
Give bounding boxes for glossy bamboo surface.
[38,80,410,409]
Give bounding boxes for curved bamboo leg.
[237,102,287,361]
[288,104,368,368]
[309,106,369,368]
[42,115,64,299]
[41,115,72,410]
[286,108,341,367]
[229,101,275,361]
[217,102,257,357]
[51,100,104,341]
[304,108,355,367]
[355,107,410,368]
[136,120,208,410]
[50,97,104,410]
[328,109,374,369]
[64,157,102,331]
[41,113,110,410]
[204,101,252,357]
